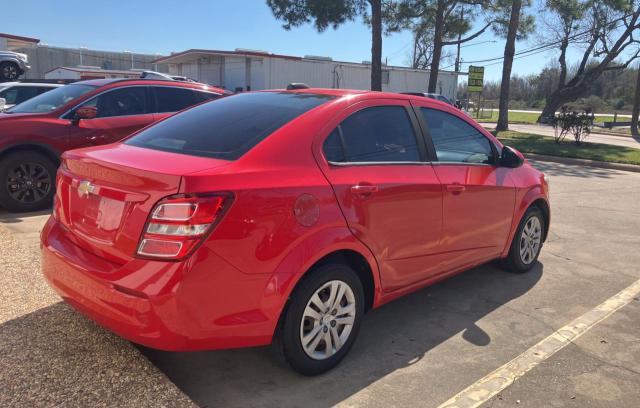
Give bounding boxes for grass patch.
[494,130,640,166]
[474,111,611,124]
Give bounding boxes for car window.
[0,88,19,105]
[324,106,420,163]
[78,87,147,118]
[126,92,335,160]
[7,84,96,113]
[153,87,220,113]
[420,108,494,164]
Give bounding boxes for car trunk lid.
[56,144,230,264]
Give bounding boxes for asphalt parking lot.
[1,160,639,408]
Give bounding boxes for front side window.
[152,87,220,113]
[323,106,420,163]
[83,87,147,118]
[7,84,96,113]
[127,92,334,160]
[420,108,495,164]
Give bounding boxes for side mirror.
[73,106,98,123]
[0,98,5,111]
[500,145,525,168]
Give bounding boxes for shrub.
[551,106,595,145]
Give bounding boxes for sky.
[3,0,576,82]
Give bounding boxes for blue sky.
[5,0,565,82]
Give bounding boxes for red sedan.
[41,88,550,375]
[0,78,226,212]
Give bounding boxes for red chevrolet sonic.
[41,89,550,375]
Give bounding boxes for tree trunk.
[538,84,591,123]
[632,67,640,137]
[370,0,383,91]
[428,4,445,93]
[496,0,523,132]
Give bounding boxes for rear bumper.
[41,217,278,351]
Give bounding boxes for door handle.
[446,183,466,193]
[351,185,379,195]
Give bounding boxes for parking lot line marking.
[437,278,640,408]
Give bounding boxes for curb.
[525,153,640,173]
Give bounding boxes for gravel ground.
[0,224,195,408]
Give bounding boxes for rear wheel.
[0,152,57,212]
[0,62,20,81]
[502,206,545,273]
[278,263,364,375]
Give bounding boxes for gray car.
[0,51,30,81]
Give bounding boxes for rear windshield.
[126,92,335,160]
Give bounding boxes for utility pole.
[454,7,464,72]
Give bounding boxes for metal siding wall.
[198,56,223,86]
[224,56,246,91]
[269,59,334,88]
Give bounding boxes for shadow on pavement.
[0,209,51,224]
[0,302,193,407]
[141,263,543,408]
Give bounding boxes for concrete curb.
[525,153,640,173]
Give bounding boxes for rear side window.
[126,92,335,160]
[152,87,219,113]
[75,87,148,118]
[420,108,495,164]
[323,106,420,163]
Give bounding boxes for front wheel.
[0,152,57,212]
[278,263,365,375]
[502,206,545,273]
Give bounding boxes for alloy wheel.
[2,64,18,80]
[519,215,542,265]
[300,280,356,360]
[6,162,52,204]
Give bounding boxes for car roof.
[4,82,63,87]
[74,78,226,93]
[278,88,446,103]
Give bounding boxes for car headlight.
[543,173,550,192]
[17,53,28,62]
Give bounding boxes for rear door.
[316,99,444,292]
[415,105,516,267]
[66,86,155,149]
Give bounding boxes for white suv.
[0,82,63,111]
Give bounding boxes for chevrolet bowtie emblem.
[77,180,96,197]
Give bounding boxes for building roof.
[154,48,461,75]
[0,33,40,44]
[45,66,140,75]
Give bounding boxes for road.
[1,160,639,407]
[481,123,640,149]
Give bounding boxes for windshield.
[7,84,96,114]
[126,92,335,160]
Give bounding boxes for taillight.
[136,193,232,260]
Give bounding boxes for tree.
[496,0,526,131]
[267,0,385,91]
[538,1,640,122]
[633,65,640,137]
[386,0,494,93]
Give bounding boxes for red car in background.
[41,89,550,375]
[0,78,226,212]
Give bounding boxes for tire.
[277,263,365,376]
[0,62,21,81]
[0,151,57,212]
[501,206,545,273]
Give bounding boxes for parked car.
[0,82,63,111]
[41,88,550,376]
[402,92,456,106]
[0,51,30,81]
[0,78,226,211]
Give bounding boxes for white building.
[155,49,459,100]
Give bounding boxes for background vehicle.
[0,78,226,212]
[0,82,63,111]
[401,92,456,106]
[41,88,550,375]
[0,51,30,81]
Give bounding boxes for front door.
[67,86,154,150]
[316,100,444,292]
[416,106,516,269]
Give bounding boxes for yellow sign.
[468,66,484,93]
